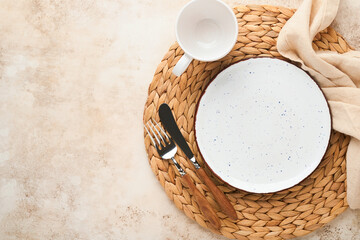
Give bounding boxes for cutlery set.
[144,103,237,230]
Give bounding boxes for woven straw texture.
[143,5,351,240]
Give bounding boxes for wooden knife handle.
[197,168,238,220]
[183,174,221,230]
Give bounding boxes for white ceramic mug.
[172,0,238,76]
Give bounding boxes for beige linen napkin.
[277,0,360,209]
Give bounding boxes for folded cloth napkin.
[277,0,360,209]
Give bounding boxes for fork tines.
[144,119,171,149]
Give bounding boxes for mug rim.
[175,0,238,62]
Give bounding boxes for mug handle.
[172,53,193,76]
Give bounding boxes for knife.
[159,103,238,220]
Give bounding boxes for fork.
[145,119,221,230]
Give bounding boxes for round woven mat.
[143,5,351,240]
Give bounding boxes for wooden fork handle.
[182,174,221,230]
[197,168,238,220]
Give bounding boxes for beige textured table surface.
[0,0,359,239]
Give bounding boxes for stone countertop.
[0,0,359,239]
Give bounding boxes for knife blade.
[159,103,200,169]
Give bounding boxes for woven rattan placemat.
[143,5,351,240]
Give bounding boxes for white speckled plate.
[195,58,331,193]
